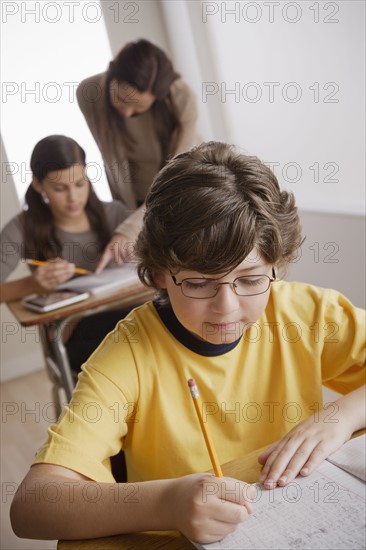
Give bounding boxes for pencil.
[188,378,223,477]
[25,259,91,275]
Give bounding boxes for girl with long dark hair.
[0,135,134,370]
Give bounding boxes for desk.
[57,445,265,550]
[57,429,366,550]
[7,280,154,413]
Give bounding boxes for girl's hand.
[33,258,75,292]
[165,473,255,544]
[96,233,135,273]
[258,406,354,489]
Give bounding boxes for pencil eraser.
[188,378,196,387]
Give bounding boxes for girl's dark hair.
[105,39,180,164]
[22,135,111,260]
[136,141,303,301]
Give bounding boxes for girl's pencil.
[25,259,91,276]
[188,378,223,477]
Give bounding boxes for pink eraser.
[188,378,196,387]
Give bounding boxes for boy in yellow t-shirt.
[11,142,365,544]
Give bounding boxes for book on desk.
[193,435,366,550]
[21,265,140,313]
[57,264,140,297]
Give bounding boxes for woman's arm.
[96,207,144,272]
[170,79,201,156]
[76,74,105,148]
[11,463,254,544]
[258,385,366,488]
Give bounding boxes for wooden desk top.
[57,447,265,550]
[7,281,155,327]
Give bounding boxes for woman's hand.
[33,258,75,292]
[96,233,135,273]
[258,404,356,489]
[165,474,255,544]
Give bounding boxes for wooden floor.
[1,369,57,550]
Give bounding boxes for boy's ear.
[31,177,43,194]
[154,271,167,289]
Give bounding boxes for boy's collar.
[153,300,242,357]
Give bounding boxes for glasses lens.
[180,275,272,298]
[235,276,270,296]
[181,279,217,298]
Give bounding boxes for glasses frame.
[171,268,277,299]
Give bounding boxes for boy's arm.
[258,385,366,488]
[10,463,254,544]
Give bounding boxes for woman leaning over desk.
[77,38,201,271]
[0,134,134,372]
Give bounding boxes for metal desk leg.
[39,321,76,414]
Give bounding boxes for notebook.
[192,435,366,550]
[57,264,140,297]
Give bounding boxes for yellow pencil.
[25,259,91,276]
[188,378,223,477]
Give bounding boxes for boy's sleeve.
[320,289,366,394]
[33,326,139,483]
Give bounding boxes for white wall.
[101,0,169,56]
[191,0,365,216]
[1,138,45,381]
[288,211,365,308]
[160,0,216,140]
[163,0,365,306]
[1,0,113,201]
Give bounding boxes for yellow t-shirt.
[34,281,365,483]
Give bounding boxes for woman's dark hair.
[105,39,180,164]
[22,135,111,260]
[136,141,303,302]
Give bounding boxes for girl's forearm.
[0,276,43,303]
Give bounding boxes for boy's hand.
[33,258,75,292]
[258,406,354,489]
[165,473,255,544]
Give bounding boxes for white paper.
[58,264,139,296]
[192,437,366,550]
[327,434,366,481]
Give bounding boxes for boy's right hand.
[33,258,75,292]
[165,473,254,544]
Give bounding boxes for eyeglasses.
[171,268,276,299]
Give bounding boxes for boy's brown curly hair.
[136,141,303,302]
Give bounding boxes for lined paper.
[193,437,366,550]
